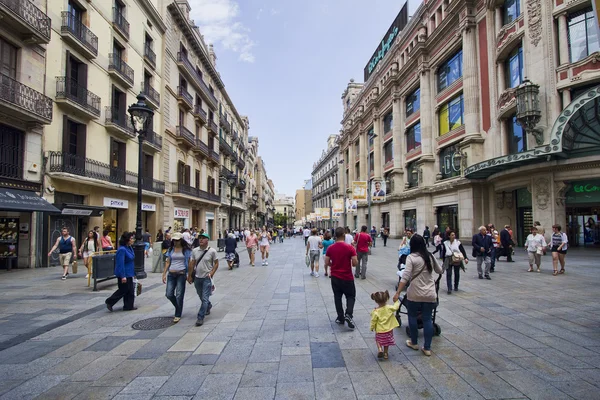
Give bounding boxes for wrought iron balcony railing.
[210,150,220,164]
[1,73,52,121]
[177,86,193,107]
[220,113,231,132]
[0,0,51,41]
[221,166,233,178]
[209,120,218,134]
[173,182,219,203]
[176,52,218,108]
[219,136,234,157]
[105,106,134,135]
[109,54,134,86]
[48,151,164,194]
[142,82,160,106]
[176,125,195,145]
[112,8,129,39]
[55,76,100,116]
[61,11,98,57]
[237,158,246,171]
[195,139,210,156]
[144,130,162,149]
[193,104,207,123]
[144,43,156,68]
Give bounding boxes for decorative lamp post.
[515,78,544,145]
[227,173,237,231]
[252,191,258,229]
[128,93,154,280]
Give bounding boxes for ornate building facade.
[311,134,341,228]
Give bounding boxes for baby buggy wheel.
[434,323,442,336]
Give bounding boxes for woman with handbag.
[442,230,468,294]
[525,226,547,273]
[162,232,191,323]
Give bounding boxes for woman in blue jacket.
[105,232,137,311]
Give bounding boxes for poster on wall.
[371,179,386,202]
[352,181,368,201]
[346,198,358,213]
[332,199,344,217]
[310,213,317,222]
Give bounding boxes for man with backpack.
[188,232,218,326]
[48,227,77,280]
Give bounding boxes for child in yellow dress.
[370,290,400,359]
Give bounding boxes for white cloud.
[190,0,256,63]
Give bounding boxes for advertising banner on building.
[352,181,368,201]
[332,199,344,217]
[310,213,317,222]
[371,179,386,202]
[346,198,358,213]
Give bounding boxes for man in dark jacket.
[472,226,493,280]
[499,225,514,262]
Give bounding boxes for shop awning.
[58,203,105,217]
[0,188,61,213]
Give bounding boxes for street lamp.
[515,78,544,145]
[338,159,346,228]
[367,132,377,233]
[226,173,237,231]
[252,191,258,229]
[128,93,154,280]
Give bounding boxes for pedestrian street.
[0,237,599,399]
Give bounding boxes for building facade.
[311,134,341,228]
[295,179,313,225]
[43,0,166,261]
[274,194,295,229]
[339,0,600,245]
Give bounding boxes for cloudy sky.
[190,0,421,197]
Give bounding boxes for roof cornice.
[137,0,166,33]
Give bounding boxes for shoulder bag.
[191,247,211,282]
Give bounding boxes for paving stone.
[193,341,227,355]
[240,362,279,388]
[155,365,212,396]
[119,376,169,396]
[233,387,276,400]
[349,371,395,396]
[422,373,485,400]
[46,336,105,358]
[310,342,345,368]
[274,382,315,400]
[68,355,128,382]
[47,351,106,375]
[193,373,241,400]
[32,381,86,399]
[0,357,64,380]
[85,337,128,352]
[567,368,600,388]
[509,356,577,382]
[454,365,524,399]
[278,355,313,383]
[0,374,67,400]
[465,350,523,372]
[550,379,600,400]
[93,359,153,387]
[108,340,151,357]
[284,319,308,331]
[112,394,154,400]
[433,346,480,367]
[313,368,356,399]
[139,352,190,377]
[0,381,22,397]
[282,330,309,348]
[128,337,180,359]
[168,332,207,353]
[248,341,282,363]
[184,354,219,365]
[496,370,573,400]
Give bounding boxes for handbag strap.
[195,247,210,270]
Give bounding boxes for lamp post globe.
[127,93,154,280]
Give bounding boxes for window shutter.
[76,123,86,171]
[79,62,88,90]
[185,165,191,185]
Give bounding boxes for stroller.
[394,258,442,337]
[232,251,240,268]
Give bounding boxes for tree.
[274,213,287,227]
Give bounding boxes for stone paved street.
[0,237,599,399]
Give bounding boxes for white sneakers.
[309,271,320,278]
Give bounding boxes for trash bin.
[217,238,225,251]
[91,253,116,291]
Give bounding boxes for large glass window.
[384,141,393,164]
[439,94,464,135]
[368,126,374,150]
[508,115,526,153]
[406,123,421,152]
[406,88,420,117]
[439,145,462,180]
[406,162,418,188]
[0,37,18,79]
[354,140,360,156]
[568,8,600,63]
[437,51,463,92]
[503,0,520,25]
[506,46,523,88]
[369,154,374,176]
[383,111,393,134]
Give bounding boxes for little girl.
[370,290,400,359]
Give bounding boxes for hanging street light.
[515,78,544,146]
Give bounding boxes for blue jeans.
[406,300,436,351]
[490,248,496,269]
[166,273,187,318]
[194,277,212,321]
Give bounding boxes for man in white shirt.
[306,229,323,277]
[182,229,193,247]
[303,227,311,246]
[344,227,354,245]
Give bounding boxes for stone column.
[373,114,382,179]
[419,69,433,155]
[562,89,572,107]
[557,13,569,66]
[359,131,367,180]
[497,62,505,95]
[494,7,502,36]
[462,24,481,135]
[392,93,404,169]
[348,139,355,184]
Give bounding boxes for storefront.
[206,211,215,238]
[565,180,600,247]
[436,205,459,238]
[142,203,156,233]
[173,207,191,232]
[403,209,416,232]
[103,197,129,245]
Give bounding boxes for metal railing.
[144,130,162,149]
[194,104,207,122]
[61,11,98,56]
[177,86,193,106]
[176,52,218,107]
[174,182,219,202]
[48,151,164,194]
[105,106,134,135]
[144,43,156,67]
[109,54,134,86]
[209,120,218,133]
[55,76,100,116]
[142,82,160,106]
[237,158,246,170]
[0,0,51,41]
[1,73,52,120]
[220,114,231,132]
[221,166,233,178]
[195,138,210,155]
[112,8,129,38]
[219,136,234,156]
[210,150,220,164]
[176,125,195,144]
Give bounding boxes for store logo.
[368,27,399,75]
[574,184,599,193]
[6,192,15,199]
[110,200,124,207]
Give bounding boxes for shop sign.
[574,183,600,193]
[62,208,93,216]
[142,203,156,212]
[206,212,215,220]
[103,197,129,209]
[174,207,190,219]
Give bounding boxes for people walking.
[525,226,547,273]
[432,227,442,258]
[370,290,400,360]
[423,226,431,247]
[325,227,359,329]
[550,224,568,276]
[344,227,354,245]
[321,231,335,277]
[354,225,373,279]
[393,234,443,356]
[156,229,164,242]
[442,230,468,294]
[142,229,152,258]
[105,232,136,312]
[189,232,218,326]
[245,229,258,266]
[259,226,271,266]
[303,226,311,246]
[225,233,237,270]
[381,227,389,247]
[79,230,99,278]
[306,228,323,277]
[472,226,493,280]
[370,226,378,248]
[162,232,191,323]
[101,230,114,252]
[48,227,77,280]
[499,225,514,262]
[487,224,499,272]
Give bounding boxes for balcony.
[193,104,207,124]
[141,82,160,109]
[237,178,246,191]
[105,106,135,140]
[47,151,164,194]
[208,120,218,135]
[193,138,210,157]
[55,77,100,119]
[0,73,52,124]
[108,54,134,88]
[220,114,231,133]
[176,52,218,109]
[232,130,239,142]
[0,0,51,43]
[143,130,162,153]
[112,8,129,40]
[219,136,234,157]
[177,86,193,110]
[175,125,195,148]
[237,158,246,171]
[172,182,219,203]
[144,43,156,69]
[209,150,220,165]
[221,166,233,178]
[60,11,98,59]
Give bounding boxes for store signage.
[62,208,93,216]
[174,207,190,219]
[363,2,408,82]
[574,183,600,193]
[142,203,156,212]
[103,197,129,209]
[206,212,215,219]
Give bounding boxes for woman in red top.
[354,225,373,279]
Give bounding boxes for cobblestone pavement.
[0,237,599,399]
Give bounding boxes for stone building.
[339,0,600,245]
[311,134,341,229]
[295,179,313,225]
[274,194,295,229]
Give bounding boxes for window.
[568,8,600,63]
[0,38,17,79]
[179,109,185,127]
[0,124,23,179]
[110,139,126,182]
[503,0,520,25]
[368,126,374,150]
[406,88,420,116]
[355,164,360,180]
[508,115,526,153]
[384,141,393,164]
[437,51,463,92]
[143,154,153,179]
[438,94,464,135]
[383,111,393,134]
[354,140,360,155]
[505,46,523,88]
[195,170,200,189]
[439,145,461,180]
[369,155,374,176]
[406,162,418,188]
[406,123,421,152]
